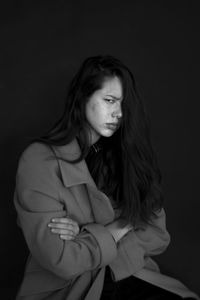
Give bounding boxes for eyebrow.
[106,95,122,100]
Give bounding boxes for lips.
[106,123,119,130]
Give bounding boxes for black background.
[0,1,199,299]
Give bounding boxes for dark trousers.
[100,266,196,300]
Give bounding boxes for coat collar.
[52,138,115,224]
[53,138,96,188]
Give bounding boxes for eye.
[104,98,115,104]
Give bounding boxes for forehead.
[100,76,123,99]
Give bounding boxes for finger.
[51,229,75,236]
[51,218,78,227]
[49,220,80,235]
[48,223,76,231]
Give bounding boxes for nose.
[112,103,122,120]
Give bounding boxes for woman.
[14,55,199,299]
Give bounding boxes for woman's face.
[85,76,123,144]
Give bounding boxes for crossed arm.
[48,216,132,242]
[15,143,170,280]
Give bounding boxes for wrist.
[106,220,132,242]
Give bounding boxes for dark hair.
[38,55,164,228]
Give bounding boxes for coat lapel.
[53,139,115,225]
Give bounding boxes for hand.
[48,217,80,240]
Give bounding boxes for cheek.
[89,102,105,119]
[86,102,100,125]
[86,99,109,127]
[90,102,98,113]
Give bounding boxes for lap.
[100,266,191,300]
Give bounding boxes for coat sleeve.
[14,143,117,280]
[109,208,170,280]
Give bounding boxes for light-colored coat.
[14,139,199,299]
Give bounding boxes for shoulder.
[16,143,62,195]
[21,139,80,161]
[17,139,82,180]
[17,139,81,172]
[21,142,52,161]
[17,142,57,177]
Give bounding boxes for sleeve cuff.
[82,223,117,266]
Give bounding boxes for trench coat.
[14,139,199,300]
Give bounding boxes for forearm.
[16,199,118,280]
[108,209,170,281]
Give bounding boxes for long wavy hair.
[38,55,164,228]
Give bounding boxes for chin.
[100,130,115,137]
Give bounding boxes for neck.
[88,128,100,146]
